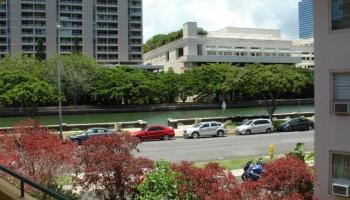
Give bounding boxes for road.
[136,131,314,163]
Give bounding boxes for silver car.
[183,122,227,139]
[235,119,274,135]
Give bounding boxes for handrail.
[0,165,70,200]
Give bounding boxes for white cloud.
[143,0,299,41]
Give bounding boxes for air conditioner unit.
[334,103,350,113]
[332,179,350,197]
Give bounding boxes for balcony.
[0,165,69,200]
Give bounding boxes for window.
[148,127,163,131]
[331,0,350,30]
[211,123,218,127]
[261,120,270,124]
[177,47,184,58]
[207,51,216,56]
[165,52,169,61]
[332,153,350,180]
[202,124,210,128]
[333,73,350,102]
[254,121,261,125]
[197,44,203,56]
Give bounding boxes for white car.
[183,122,227,139]
[235,119,274,135]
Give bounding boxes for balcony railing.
[0,165,69,200]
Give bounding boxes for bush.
[138,160,178,200]
[242,156,315,200]
[172,162,241,200]
[78,133,154,200]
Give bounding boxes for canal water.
[0,105,314,127]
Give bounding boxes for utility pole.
[57,24,63,139]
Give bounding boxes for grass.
[56,175,74,186]
[195,156,268,170]
[195,152,315,170]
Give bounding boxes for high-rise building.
[299,0,314,38]
[0,0,143,65]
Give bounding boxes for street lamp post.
[57,24,63,139]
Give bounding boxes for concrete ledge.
[0,178,36,200]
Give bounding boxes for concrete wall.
[9,0,21,53]
[314,0,350,199]
[118,0,129,63]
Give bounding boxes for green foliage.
[0,53,314,109]
[138,160,179,200]
[289,142,305,161]
[0,70,58,117]
[0,54,47,79]
[144,29,207,53]
[46,54,99,105]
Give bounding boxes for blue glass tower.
[298,0,314,38]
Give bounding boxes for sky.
[143,0,300,41]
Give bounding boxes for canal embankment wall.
[0,99,314,117]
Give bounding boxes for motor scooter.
[241,159,263,181]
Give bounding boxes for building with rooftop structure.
[0,0,143,65]
[143,22,314,73]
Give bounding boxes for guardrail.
[0,120,148,133]
[168,112,315,129]
[0,165,69,200]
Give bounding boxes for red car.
[131,125,175,141]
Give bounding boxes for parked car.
[235,119,274,135]
[183,122,227,139]
[277,118,314,132]
[131,125,175,141]
[69,128,113,144]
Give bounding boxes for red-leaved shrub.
[0,119,77,187]
[172,161,242,200]
[78,133,154,200]
[242,156,315,200]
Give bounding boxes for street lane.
[136,131,314,163]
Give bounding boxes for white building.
[144,22,314,73]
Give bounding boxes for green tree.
[35,38,46,61]
[47,54,100,105]
[238,64,311,120]
[138,160,179,200]
[0,54,48,79]
[157,68,181,103]
[0,70,58,118]
[186,63,234,103]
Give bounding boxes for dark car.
[131,125,175,141]
[69,128,113,144]
[277,118,314,132]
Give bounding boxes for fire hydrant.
[269,144,276,160]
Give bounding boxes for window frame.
[329,0,350,33]
[329,151,350,193]
[330,70,350,114]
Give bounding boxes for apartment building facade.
[144,22,314,73]
[299,0,314,38]
[314,0,350,199]
[0,0,143,65]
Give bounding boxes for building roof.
[207,27,282,40]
